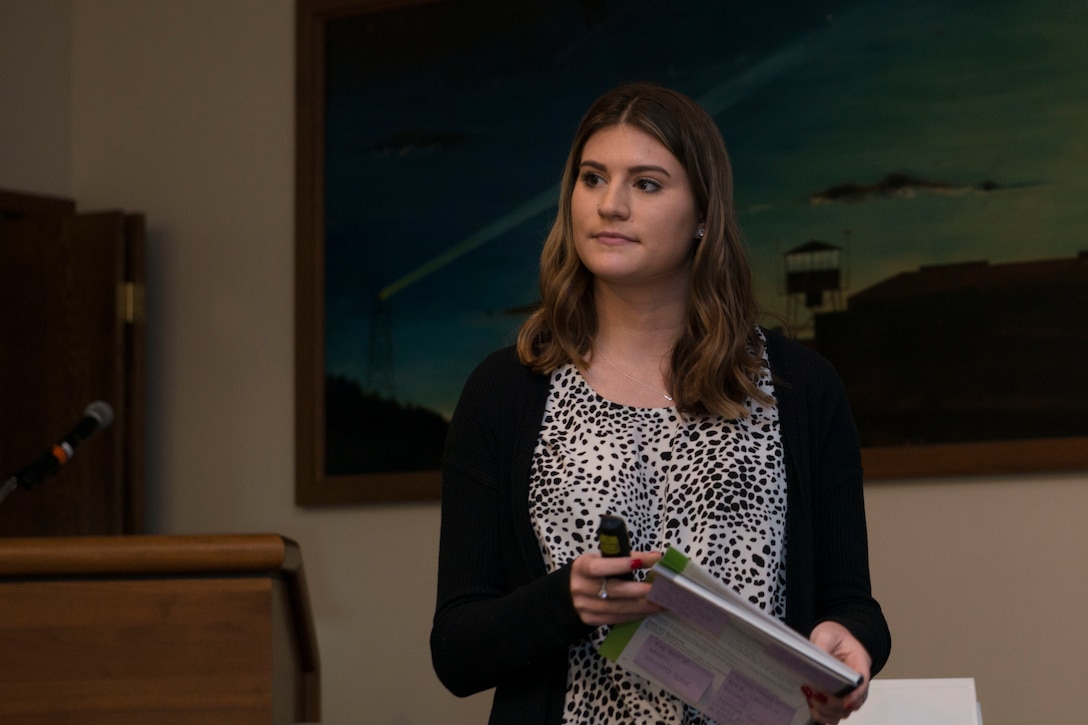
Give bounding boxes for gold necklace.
[593,351,674,402]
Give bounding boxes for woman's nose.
[597,186,629,219]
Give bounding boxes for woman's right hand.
[570,550,664,627]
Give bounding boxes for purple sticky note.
[633,634,714,704]
[705,670,796,725]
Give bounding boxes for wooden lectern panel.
[0,534,319,724]
[0,190,147,536]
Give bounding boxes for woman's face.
[571,124,702,290]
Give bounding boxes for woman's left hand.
[803,620,872,724]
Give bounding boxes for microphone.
[0,401,115,503]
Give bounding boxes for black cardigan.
[431,329,891,724]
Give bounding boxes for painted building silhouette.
[811,252,1088,446]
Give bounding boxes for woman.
[431,81,890,725]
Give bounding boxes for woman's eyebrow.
[579,159,673,177]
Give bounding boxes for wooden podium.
[0,534,320,724]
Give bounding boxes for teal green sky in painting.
[729,0,1088,322]
[324,0,1088,420]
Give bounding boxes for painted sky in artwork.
[323,0,1088,419]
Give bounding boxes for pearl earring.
[696,228,705,239]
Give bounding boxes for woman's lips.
[594,231,637,244]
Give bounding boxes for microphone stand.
[0,453,63,508]
[0,402,114,511]
[0,476,17,508]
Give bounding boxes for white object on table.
[846,678,982,725]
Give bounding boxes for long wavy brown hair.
[516,82,773,419]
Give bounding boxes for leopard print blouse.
[529,341,787,724]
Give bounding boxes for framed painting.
[296,0,1088,505]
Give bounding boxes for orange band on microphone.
[51,444,70,464]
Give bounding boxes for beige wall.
[0,0,72,195]
[3,2,1085,723]
[868,473,1087,723]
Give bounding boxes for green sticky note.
[658,546,689,574]
[599,620,642,662]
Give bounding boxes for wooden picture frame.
[295,0,447,504]
[295,0,1088,506]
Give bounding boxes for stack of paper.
[600,548,862,725]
